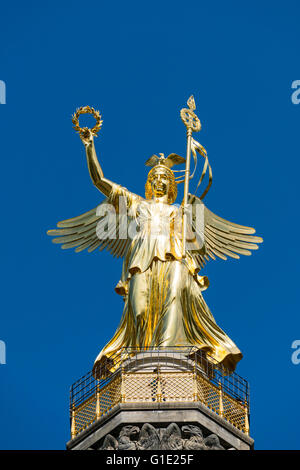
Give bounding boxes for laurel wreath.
[72,106,103,138]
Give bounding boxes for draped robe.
[93,183,242,373]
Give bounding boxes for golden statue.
[47,98,262,375]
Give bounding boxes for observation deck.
[69,347,250,447]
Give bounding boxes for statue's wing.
[187,194,263,268]
[47,199,133,258]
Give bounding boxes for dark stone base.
[99,422,233,450]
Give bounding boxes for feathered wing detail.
[165,153,186,167]
[47,199,133,258]
[145,153,185,168]
[187,194,263,269]
[145,155,160,167]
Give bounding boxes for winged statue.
[47,101,262,375]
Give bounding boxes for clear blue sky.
[0,0,299,450]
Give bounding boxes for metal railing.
[70,347,250,439]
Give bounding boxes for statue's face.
[151,172,170,199]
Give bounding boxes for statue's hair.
[145,166,177,204]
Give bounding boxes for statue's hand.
[80,128,94,147]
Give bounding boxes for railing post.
[121,351,126,403]
[193,361,198,401]
[96,383,101,419]
[71,404,76,439]
[156,367,162,402]
[219,382,224,418]
[244,402,250,435]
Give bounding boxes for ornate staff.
[180,95,201,257]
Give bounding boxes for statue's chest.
[136,201,178,227]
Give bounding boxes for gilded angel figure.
[48,131,262,376]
